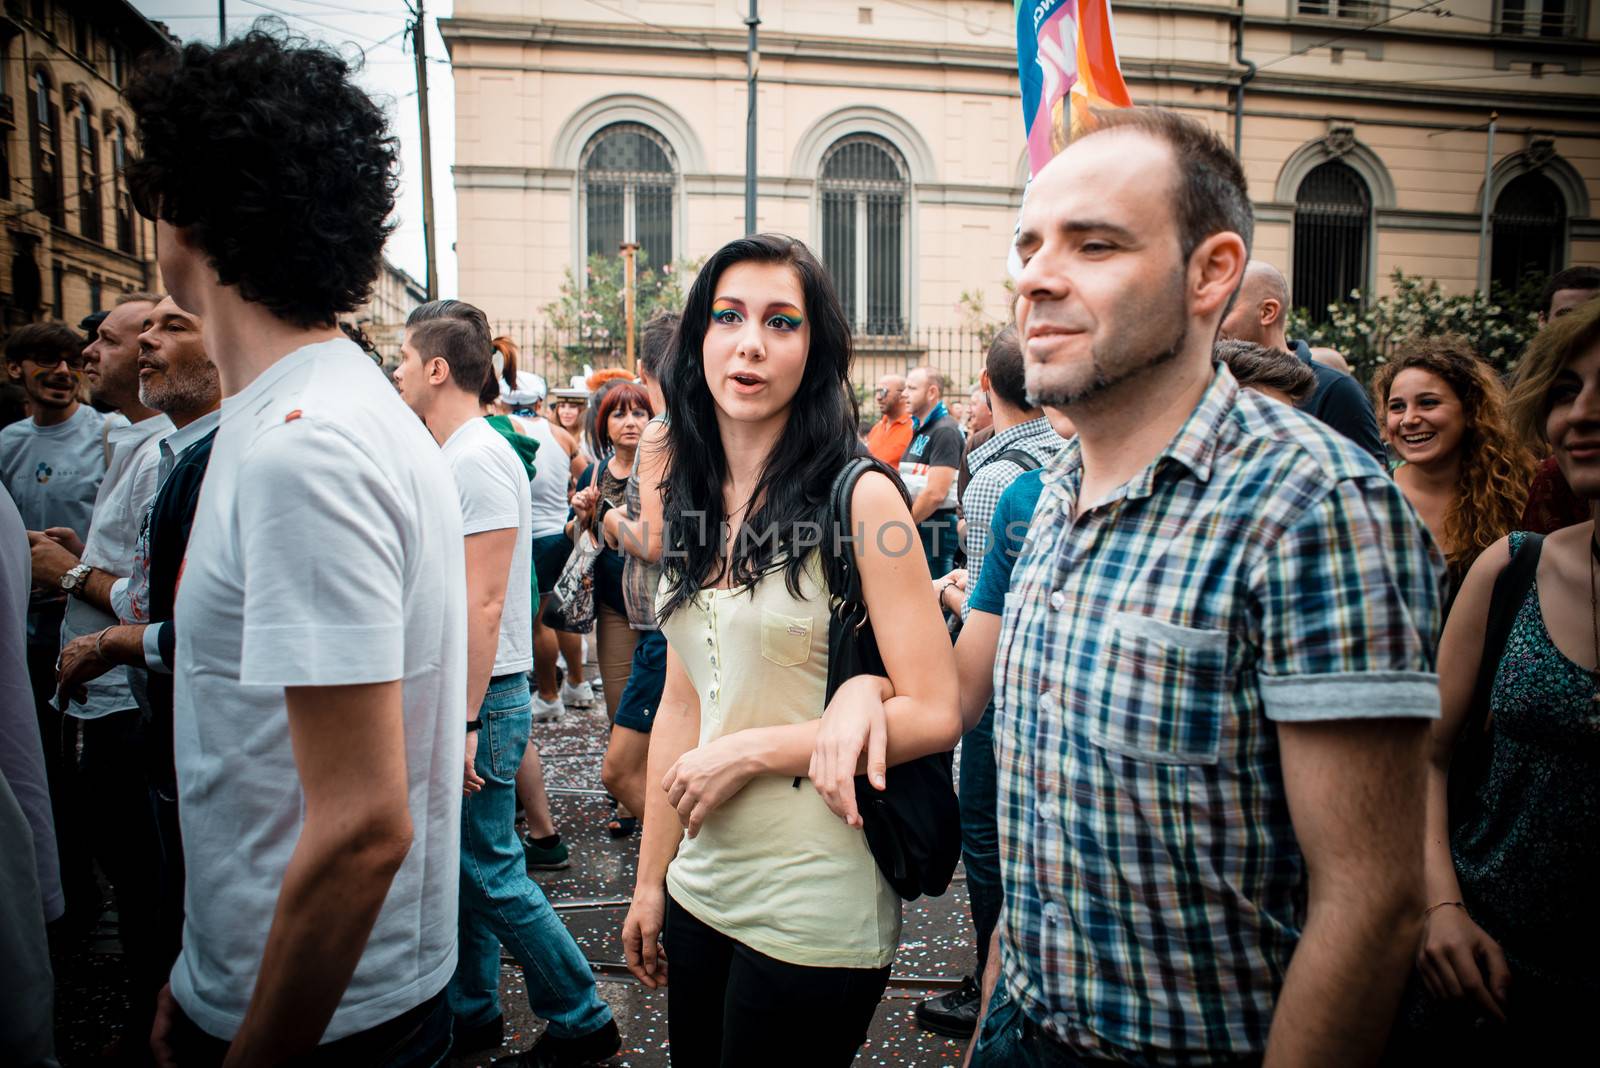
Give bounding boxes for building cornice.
[440,15,1599,116]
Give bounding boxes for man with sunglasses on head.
[865,372,913,466]
[1,321,107,936]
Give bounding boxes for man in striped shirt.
[971,108,1445,1067]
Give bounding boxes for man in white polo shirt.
[128,29,465,1063]
[394,299,619,1067]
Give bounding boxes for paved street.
[53,696,976,1066]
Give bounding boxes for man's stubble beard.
[141,360,220,416]
[1024,270,1190,410]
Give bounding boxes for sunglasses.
[25,353,87,371]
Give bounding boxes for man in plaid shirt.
[970,108,1445,1067]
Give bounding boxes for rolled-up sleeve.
[1253,474,1446,722]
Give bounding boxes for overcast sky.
[130,0,460,295]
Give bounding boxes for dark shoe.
[522,833,571,870]
[915,974,980,1038]
[452,1012,505,1056]
[605,815,638,839]
[492,1018,621,1067]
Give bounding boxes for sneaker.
[914,974,981,1038]
[560,680,595,709]
[522,833,571,871]
[492,1018,621,1067]
[451,1012,505,1056]
[531,691,565,723]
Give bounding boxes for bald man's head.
[1219,260,1291,349]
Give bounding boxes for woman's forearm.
[635,693,698,889]
[733,682,960,779]
[1422,764,1465,904]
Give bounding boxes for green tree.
[1287,269,1545,386]
[540,251,700,372]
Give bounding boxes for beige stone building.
[442,0,1599,378]
[1,0,168,330]
[345,257,429,361]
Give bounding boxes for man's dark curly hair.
[124,22,398,329]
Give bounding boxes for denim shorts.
[613,629,667,733]
[532,532,573,599]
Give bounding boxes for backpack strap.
[1471,532,1543,719]
[1451,532,1543,829]
[987,447,1043,473]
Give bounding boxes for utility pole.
[1476,112,1497,296]
[622,242,639,374]
[745,1,760,235]
[411,2,439,300]
[219,0,226,43]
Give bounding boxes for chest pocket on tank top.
[760,609,813,667]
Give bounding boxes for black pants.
[80,707,175,1045]
[663,894,890,1067]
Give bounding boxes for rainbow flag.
[1016,0,1134,177]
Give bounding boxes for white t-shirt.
[170,338,466,1042]
[524,416,571,537]
[0,487,62,922]
[59,414,171,720]
[444,418,534,676]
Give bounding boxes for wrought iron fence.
[482,322,995,398]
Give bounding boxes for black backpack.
[802,455,962,901]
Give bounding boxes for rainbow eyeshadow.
[771,307,804,328]
[712,300,739,317]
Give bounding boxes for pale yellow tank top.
[660,553,900,970]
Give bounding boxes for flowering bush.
[1288,269,1545,386]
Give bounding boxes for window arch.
[70,94,100,241]
[1491,172,1565,294]
[28,68,62,225]
[1293,161,1370,323]
[580,123,676,272]
[819,135,908,336]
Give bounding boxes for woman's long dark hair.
[658,234,859,620]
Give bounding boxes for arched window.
[1491,172,1564,294]
[72,96,100,241]
[110,121,134,253]
[28,69,61,225]
[819,135,908,336]
[580,123,675,271]
[1293,161,1370,323]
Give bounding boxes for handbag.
[815,454,963,901]
[542,527,601,634]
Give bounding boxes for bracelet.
[93,627,114,664]
[1423,900,1466,919]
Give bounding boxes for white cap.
[500,372,547,407]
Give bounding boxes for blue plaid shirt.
[993,365,1445,1063]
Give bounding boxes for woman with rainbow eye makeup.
[619,234,961,1064]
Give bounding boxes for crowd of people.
[3,24,1600,1068]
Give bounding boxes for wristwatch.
[60,562,93,598]
[465,719,483,733]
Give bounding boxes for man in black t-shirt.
[899,365,964,576]
[1219,260,1384,461]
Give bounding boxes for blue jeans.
[919,508,960,577]
[448,674,613,1039]
[959,703,1002,975]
